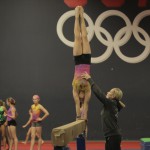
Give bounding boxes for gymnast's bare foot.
[79,6,84,17]
[75,6,80,18]
[21,141,27,144]
[42,140,44,144]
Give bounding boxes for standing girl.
[30,95,49,150]
[0,100,7,150]
[6,97,18,150]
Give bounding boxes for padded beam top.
[51,120,86,146]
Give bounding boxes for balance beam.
[51,120,86,147]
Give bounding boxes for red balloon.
[64,0,87,8]
[101,0,125,7]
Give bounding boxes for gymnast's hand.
[22,125,27,128]
[4,113,7,117]
[81,72,91,80]
[36,117,42,121]
[4,121,7,126]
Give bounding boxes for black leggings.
[105,135,122,150]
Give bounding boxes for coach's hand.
[81,72,91,80]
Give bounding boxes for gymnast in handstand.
[72,6,91,121]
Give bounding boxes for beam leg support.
[76,133,86,150]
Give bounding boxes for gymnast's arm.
[22,117,32,128]
[37,105,49,121]
[22,110,32,128]
[3,106,7,115]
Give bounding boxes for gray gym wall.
[0,0,150,140]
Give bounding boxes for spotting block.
[51,120,86,146]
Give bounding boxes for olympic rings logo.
[57,10,150,63]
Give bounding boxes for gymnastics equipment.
[51,120,86,150]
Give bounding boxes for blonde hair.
[113,88,123,100]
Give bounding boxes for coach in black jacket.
[81,72,125,150]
